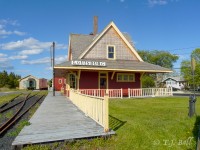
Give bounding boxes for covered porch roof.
[54,59,172,73]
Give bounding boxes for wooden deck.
[12,92,114,147]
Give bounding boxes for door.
[99,72,108,89]
[69,73,76,89]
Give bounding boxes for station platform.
[12,92,114,147]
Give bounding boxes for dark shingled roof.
[55,59,172,73]
[70,33,135,59]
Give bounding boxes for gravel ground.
[0,95,46,150]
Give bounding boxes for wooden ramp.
[12,92,114,147]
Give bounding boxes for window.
[58,79,62,84]
[107,46,115,59]
[69,74,76,89]
[117,73,135,82]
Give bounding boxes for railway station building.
[54,17,171,96]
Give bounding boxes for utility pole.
[189,56,196,117]
[52,42,55,96]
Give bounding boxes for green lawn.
[23,96,199,150]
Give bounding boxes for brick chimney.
[93,16,98,35]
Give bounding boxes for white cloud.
[9,55,28,60]
[0,57,9,62]
[0,19,25,37]
[0,62,14,70]
[0,53,9,62]
[19,49,43,55]
[13,30,26,36]
[21,57,50,65]
[148,0,168,7]
[45,67,53,71]
[1,37,67,51]
[55,55,68,64]
[148,0,179,7]
[21,55,67,65]
[0,53,7,57]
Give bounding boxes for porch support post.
[77,70,81,90]
[111,71,115,80]
[140,72,145,88]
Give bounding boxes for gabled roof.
[70,32,136,60]
[162,77,186,82]
[55,59,172,73]
[78,21,143,61]
[19,75,38,81]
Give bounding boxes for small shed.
[19,75,47,90]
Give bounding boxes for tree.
[138,50,179,68]
[191,48,200,62]
[181,48,200,89]
[141,75,155,88]
[0,70,21,89]
[138,50,179,87]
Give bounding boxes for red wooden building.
[54,17,171,96]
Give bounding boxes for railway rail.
[0,93,45,136]
[0,93,22,109]
[0,92,40,113]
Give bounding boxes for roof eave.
[54,66,172,73]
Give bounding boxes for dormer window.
[107,45,115,59]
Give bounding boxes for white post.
[121,88,123,99]
[103,93,109,132]
[128,88,130,98]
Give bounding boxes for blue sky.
[0,0,200,79]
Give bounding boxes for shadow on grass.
[192,116,200,149]
[109,115,126,131]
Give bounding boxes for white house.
[162,77,186,90]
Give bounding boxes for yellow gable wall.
[83,27,139,60]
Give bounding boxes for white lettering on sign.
[71,60,106,67]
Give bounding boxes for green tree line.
[0,70,21,88]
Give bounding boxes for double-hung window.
[107,45,115,59]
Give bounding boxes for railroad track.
[0,93,45,136]
[0,93,22,109]
[0,92,39,113]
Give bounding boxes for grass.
[0,87,27,92]
[0,93,21,106]
[22,96,199,150]
[9,120,31,137]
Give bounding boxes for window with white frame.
[117,73,135,82]
[107,45,115,59]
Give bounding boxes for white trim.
[68,35,71,61]
[78,21,143,62]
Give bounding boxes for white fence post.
[103,93,109,132]
[121,88,123,99]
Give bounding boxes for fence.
[69,89,109,132]
[128,87,173,98]
[79,89,123,98]
[65,88,172,98]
